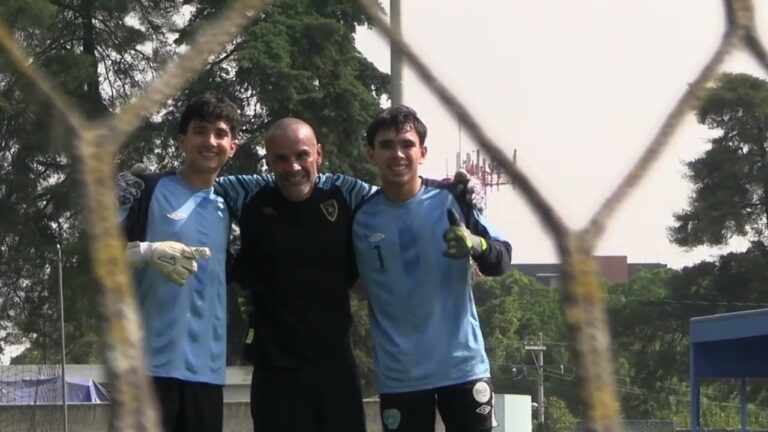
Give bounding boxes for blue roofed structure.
[690,308,768,432]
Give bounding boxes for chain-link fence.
[0,0,766,431]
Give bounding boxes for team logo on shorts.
[472,381,491,403]
[320,199,338,221]
[382,408,401,430]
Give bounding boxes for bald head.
[265,117,317,148]
[264,117,323,202]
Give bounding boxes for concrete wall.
[0,394,532,432]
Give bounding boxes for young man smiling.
[120,93,239,432]
[352,105,512,432]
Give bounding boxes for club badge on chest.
[320,199,338,222]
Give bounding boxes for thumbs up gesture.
[442,209,488,259]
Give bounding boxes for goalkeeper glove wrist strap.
[126,241,153,266]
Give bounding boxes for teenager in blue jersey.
[119,94,240,432]
[352,105,512,432]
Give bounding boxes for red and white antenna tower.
[445,124,516,198]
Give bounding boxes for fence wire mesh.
[0,0,766,431]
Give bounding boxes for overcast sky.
[355,0,768,268]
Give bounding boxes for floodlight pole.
[390,0,403,106]
[57,242,68,432]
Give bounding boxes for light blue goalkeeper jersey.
[352,178,511,394]
[120,173,230,385]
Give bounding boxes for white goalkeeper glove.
[126,241,211,286]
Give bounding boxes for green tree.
[473,271,574,413]
[160,0,389,181]
[669,72,768,248]
[545,396,575,432]
[0,0,179,364]
[607,253,768,427]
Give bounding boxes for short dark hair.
[178,93,241,136]
[365,105,427,148]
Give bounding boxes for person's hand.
[115,164,148,206]
[126,241,209,286]
[442,209,488,259]
[452,170,486,214]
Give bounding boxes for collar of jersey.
[174,172,215,194]
[379,178,427,208]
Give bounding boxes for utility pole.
[390,0,403,106]
[525,333,546,430]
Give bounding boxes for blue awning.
[689,308,768,432]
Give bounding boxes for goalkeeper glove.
[442,209,488,259]
[452,169,486,214]
[126,241,209,286]
[114,164,147,206]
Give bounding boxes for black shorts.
[250,359,367,432]
[379,378,496,432]
[153,377,223,432]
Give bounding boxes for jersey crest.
[320,199,338,221]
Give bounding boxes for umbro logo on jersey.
[476,405,491,415]
[166,211,185,220]
[367,233,385,243]
[262,206,277,216]
[320,199,338,221]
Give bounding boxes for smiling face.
[179,119,238,176]
[265,122,323,202]
[368,123,427,200]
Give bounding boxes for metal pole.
[525,334,546,431]
[390,0,403,106]
[740,377,747,432]
[57,242,69,432]
[537,333,545,428]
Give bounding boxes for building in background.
[511,255,667,288]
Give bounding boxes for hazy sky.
[355,0,768,268]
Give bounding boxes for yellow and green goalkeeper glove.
[126,241,210,286]
[442,209,488,259]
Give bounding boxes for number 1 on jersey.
[373,245,385,270]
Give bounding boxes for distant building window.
[535,273,561,288]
